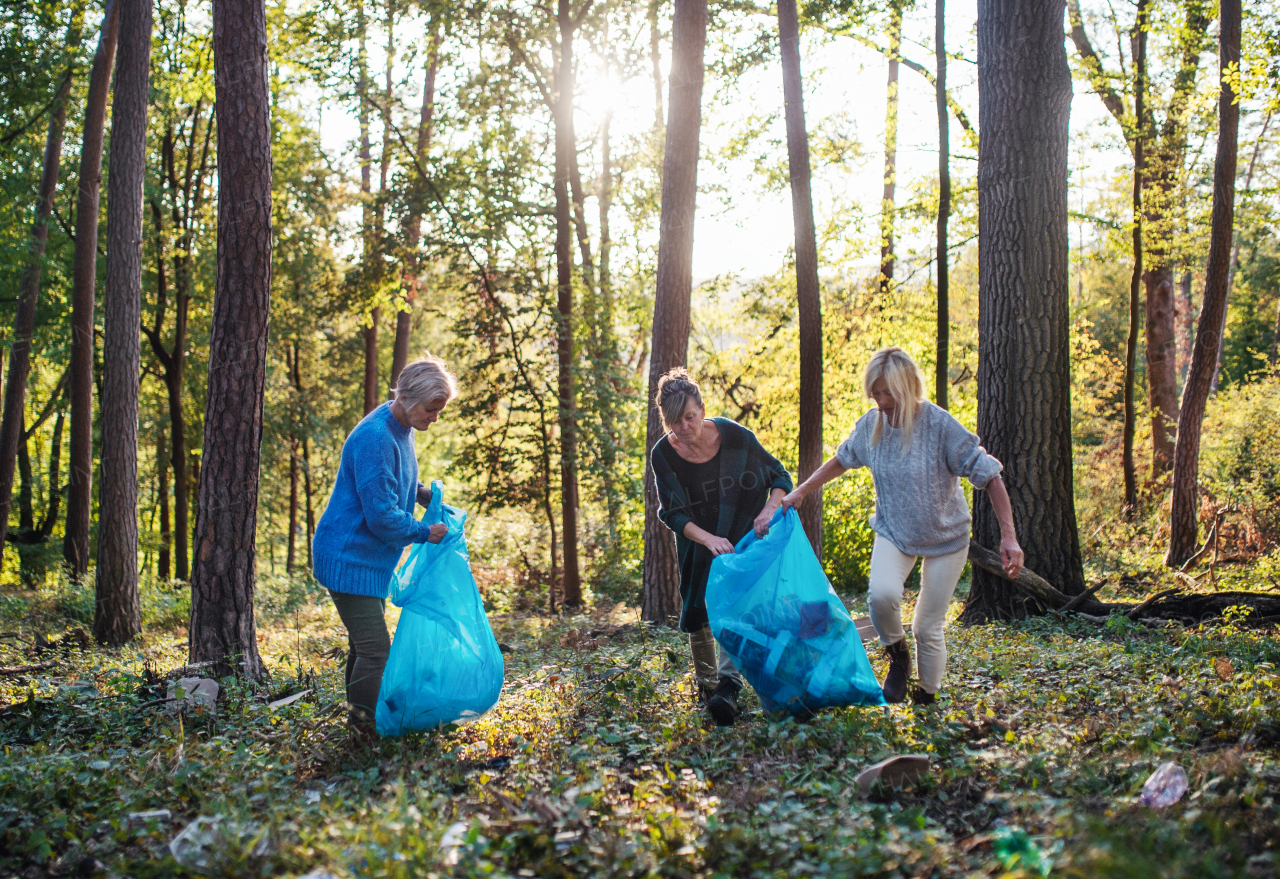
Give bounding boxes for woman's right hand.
[779,485,806,512]
[702,535,736,556]
[426,523,447,544]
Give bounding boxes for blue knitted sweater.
[312,403,435,598]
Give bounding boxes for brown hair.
[654,367,704,430]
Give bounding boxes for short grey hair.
[655,367,703,431]
[393,354,459,409]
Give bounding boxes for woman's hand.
[416,483,433,507]
[1000,536,1024,578]
[702,535,736,556]
[779,485,807,513]
[753,488,787,536]
[426,523,448,544]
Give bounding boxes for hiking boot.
[706,677,743,727]
[910,686,937,707]
[881,639,911,704]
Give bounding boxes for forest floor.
[0,569,1278,878]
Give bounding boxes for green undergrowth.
[0,574,1278,878]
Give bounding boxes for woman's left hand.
[1000,536,1024,578]
[753,507,775,537]
[426,523,447,544]
[416,483,433,507]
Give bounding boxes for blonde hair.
[654,367,704,431]
[394,353,459,409]
[863,347,927,447]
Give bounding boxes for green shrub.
[821,469,877,595]
[1199,373,1280,554]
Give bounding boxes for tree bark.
[189,0,272,679]
[303,436,315,569]
[962,0,1084,623]
[0,4,85,556]
[1166,0,1240,567]
[649,0,664,129]
[643,0,706,626]
[553,0,582,608]
[935,0,950,410]
[39,408,65,539]
[1122,0,1146,513]
[390,18,442,394]
[94,0,151,646]
[64,1,122,575]
[777,0,823,557]
[158,426,170,579]
[878,5,901,297]
[358,1,378,416]
[287,440,298,573]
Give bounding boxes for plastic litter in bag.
[376,481,504,735]
[1139,761,1188,808]
[706,508,885,715]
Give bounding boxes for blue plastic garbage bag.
[376,481,504,735]
[706,507,885,715]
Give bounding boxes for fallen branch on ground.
[0,662,55,676]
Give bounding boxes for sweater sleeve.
[835,412,872,470]
[650,444,694,537]
[353,438,434,545]
[942,413,1003,489]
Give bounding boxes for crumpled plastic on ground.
[376,481,504,735]
[1139,761,1189,808]
[168,815,269,875]
[706,508,885,715]
[991,825,1055,877]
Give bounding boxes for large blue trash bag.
[706,507,885,715]
[376,481,504,735]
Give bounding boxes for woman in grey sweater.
[781,347,1024,705]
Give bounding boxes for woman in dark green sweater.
[650,368,793,725]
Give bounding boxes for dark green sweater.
[650,418,793,632]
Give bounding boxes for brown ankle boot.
[882,639,911,704]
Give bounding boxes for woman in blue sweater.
[313,355,458,738]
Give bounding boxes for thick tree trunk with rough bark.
[1166,0,1240,567]
[935,0,950,410]
[962,0,1085,623]
[0,4,87,554]
[189,0,272,679]
[878,5,901,296]
[66,0,121,574]
[643,0,706,626]
[553,0,582,607]
[777,0,823,557]
[94,0,152,646]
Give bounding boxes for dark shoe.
[348,713,378,745]
[910,686,937,706]
[706,677,742,726]
[696,683,715,707]
[881,639,911,704]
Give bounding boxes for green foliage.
[820,467,877,593]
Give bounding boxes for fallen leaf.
[1214,657,1234,682]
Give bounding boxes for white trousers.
[867,535,969,694]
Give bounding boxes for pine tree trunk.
[554,0,582,608]
[0,0,91,555]
[777,0,823,557]
[65,0,122,574]
[189,0,272,679]
[878,5,901,296]
[935,0,950,410]
[94,0,152,646]
[1122,0,1147,513]
[962,0,1085,623]
[643,0,706,627]
[1166,0,1240,567]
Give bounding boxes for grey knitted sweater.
[835,401,1003,557]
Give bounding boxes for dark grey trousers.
[328,591,390,721]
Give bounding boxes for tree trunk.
[962,0,1084,623]
[935,0,950,410]
[17,433,33,533]
[358,2,378,417]
[0,0,91,555]
[643,0,706,626]
[1166,0,1240,567]
[649,0,664,129]
[777,0,823,557]
[94,0,151,646]
[190,0,272,679]
[287,440,298,573]
[158,426,170,579]
[1144,268,1178,472]
[390,18,441,394]
[553,0,582,608]
[1122,0,1146,513]
[39,408,65,539]
[878,5,901,296]
[303,436,315,569]
[65,0,122,574]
